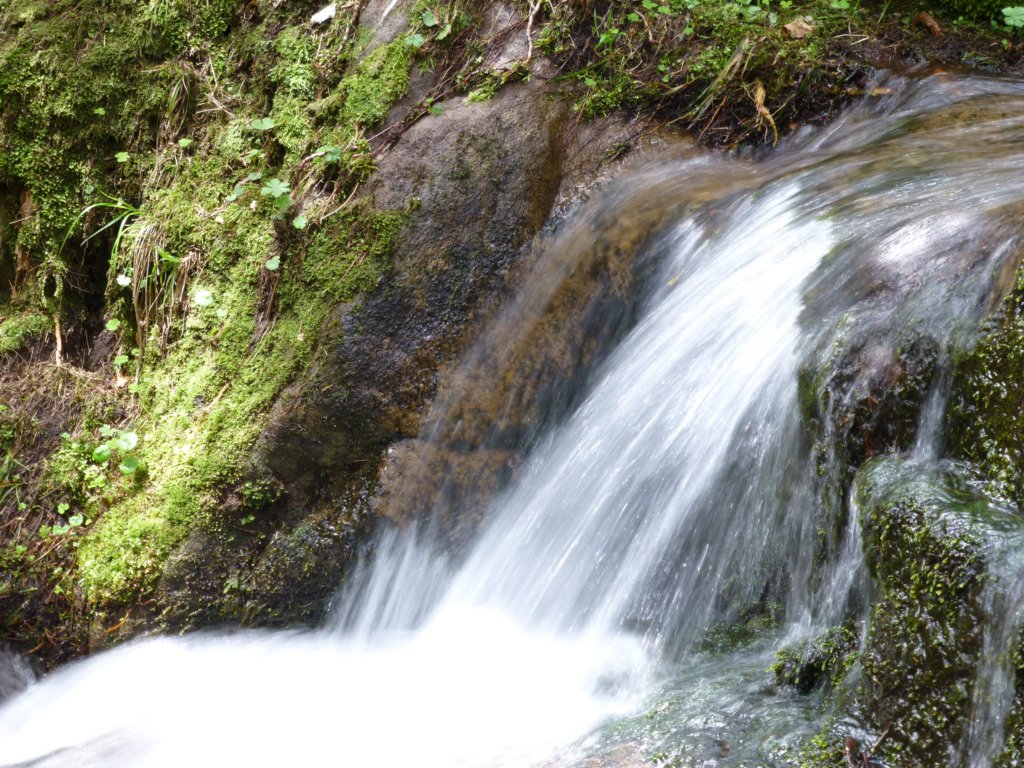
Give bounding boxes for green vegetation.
[797,458,1013,766]
[949,267,1024,507]
[0,0,416,654]
[0,311,49,355]
[771,625,857,694]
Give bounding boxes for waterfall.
[5,72,1024,767]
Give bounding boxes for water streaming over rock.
[5,72,1024,767]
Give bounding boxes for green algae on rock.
[800,457,1024,767]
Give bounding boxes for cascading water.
[6,72,1024,767]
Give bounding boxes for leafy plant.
[260,178,291,213]
[1003,6,1024,25]
[65,194,195,361]
[92,425,144,476]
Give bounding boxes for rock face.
[260,74,570,500]
[949,264,1024,508]
[149,58,697,630]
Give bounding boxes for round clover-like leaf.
[119,456,141,475]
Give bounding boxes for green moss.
[0,310,49,354]
[700,601,783,652]
[334,40,413,129]
[271,26,318,100]
[771,625,857,694]
[0,0,411,606]
[949,267,1024,506]
[76,193,403,602]
[850,457,1009,766]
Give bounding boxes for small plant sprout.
[91,427,144,477]
[260,178,291,213]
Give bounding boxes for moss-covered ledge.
[800,457,1024,767]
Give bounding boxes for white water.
[6,74,1024,767]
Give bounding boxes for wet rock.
[800,331,940,481]
[845,457,1024,766]
[371,154,711,545]
[0,646,34,703]
[949,259,1024,508]
[772,625,857,695]
[258,75,570,505]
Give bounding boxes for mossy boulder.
[843,457,1024,766]
[949,265,1024,508]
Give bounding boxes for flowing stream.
[5,71,1024,767]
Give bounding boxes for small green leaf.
[260,178,290,199]
[118,456,140,475]
[115,431,138,451]
[194,289,214,307]
[113,354,129,366]
[115,151,130,163]
[106,318,122,331]
[265,255,281,271]
[436,22,452,40]
[226,183,245,203]
[99,425,116,438]
[92,443,113,463]
[177,137,194,148]
[57,502,70,516]
[1004,6,1024,26]
[404,32,426,48]
[421,9,439,26]
[51,524,70,536]
[429,104,443,115]
[93,107,106,116]
[249,117,276,131]
[292,214,308,230]
[38,525,51,538]
[116,274,131,287]
[69,513,84,527]
[317,145,343,162]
